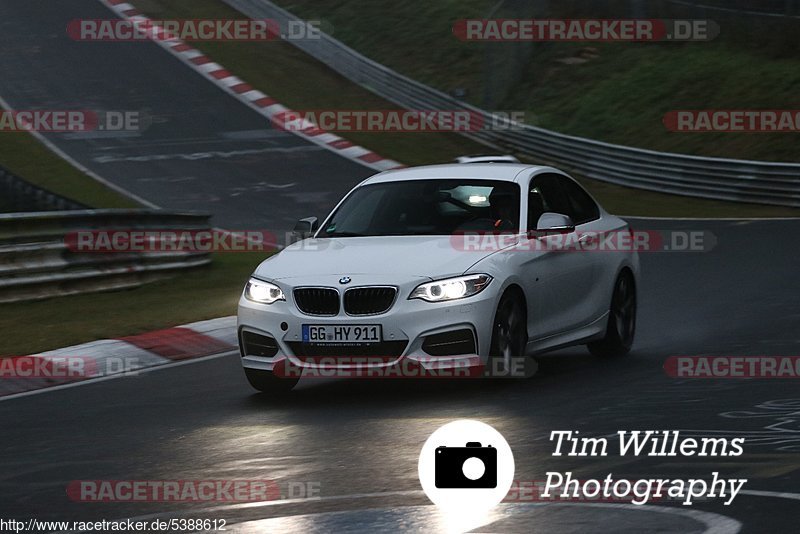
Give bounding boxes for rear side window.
[562,178,600,225]
[528,173,599,228]
[528,174,572,230]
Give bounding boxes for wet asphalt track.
[0,0,372,229]
[1,219,799,533]
[0,0,798,532]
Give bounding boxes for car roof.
[363,163,556,185]
[455,155,520,164]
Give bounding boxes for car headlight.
[409,274,493,302]
[244,278,285,304]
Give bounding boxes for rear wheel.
[244,368,298,394]
[588,271,636,358]
[488,292,528,377]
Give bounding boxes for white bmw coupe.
[238,163,639,392]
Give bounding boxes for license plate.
[302,324,382,344]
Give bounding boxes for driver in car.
[457,186,519,233]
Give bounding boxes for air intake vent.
[344,287,397,315]
[240,331,279,358]
[293,287,340,316]
[422,329,477,356]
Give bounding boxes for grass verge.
[274,0,800,164]
[0,131,139,209]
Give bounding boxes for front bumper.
[237,274,499,376]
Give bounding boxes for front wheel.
[488,292,528,377]
[244,368,298,394]
[588,271,636,358]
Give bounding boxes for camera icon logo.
[419,420,514,513]
[435,442,497,488]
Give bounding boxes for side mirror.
[529,212,575,237]
[292,216,319,241]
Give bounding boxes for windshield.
[317,179,521,237]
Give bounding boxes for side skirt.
[526,312,609,355]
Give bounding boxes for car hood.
[254,236,504,280]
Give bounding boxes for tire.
[244,368,298,393]
[588,271,636,358]
[488,292,528,377]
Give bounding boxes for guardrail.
[224,0,800,208]
[0,166,87,212]
[0,210,212,303]
[666,0,800,19]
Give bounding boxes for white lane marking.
[177,48,204,60]
[337,145,371,158]
[61,131,142,140]
[264,103,288,115]
[543,502,741,534]
[314,132,342,144]
[60,493,742,534]
[739,489,800,501]
[220,76,245,88]
[197,62,225,74]
[372,158,405,172]
[0,351,237,402]
[91,145,325,163]
[0,96,157,208]
[241,89,267,101]
[221,129,285,140]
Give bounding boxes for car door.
[558,174,613,326]
[518,173,599,339]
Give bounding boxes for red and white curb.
[98,0,403,172]
[0,316,237,398]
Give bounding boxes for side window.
[528,174,572,229]
[561,178,600,225]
